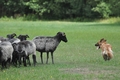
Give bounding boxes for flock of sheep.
[0,32,68,70]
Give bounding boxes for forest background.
[0,0,120,21]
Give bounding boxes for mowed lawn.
[0,21,120,80]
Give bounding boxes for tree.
[0,0,26,17]
[109,0,120,16]
[0,0,120,19]
[24,0,50,15]
[92,1,111,18]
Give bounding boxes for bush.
[23,14,39,21]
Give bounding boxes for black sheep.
[33,32,68,64]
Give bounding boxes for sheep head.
[57,32,68,42]
[7,33,17,39]
[17,34,29,41]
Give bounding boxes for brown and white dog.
[95,38,113,61]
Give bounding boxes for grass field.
[0,21,120,80]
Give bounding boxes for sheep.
[0,33,20,67]
[0,34,19,44]
[6,33,17,39]
[5,33,20,44]
[0,35,20,67]
[0,33,20,44]
[12,34,30,67]
[0,37,4,43]
[6,34,30,67]
[0,41,14,70]
[13,40,37,67]
[0,36,8,42]
[12,34,29,66]
[8,38,21,44]
[0,33,17,42]
[33,32,68,64]
[0,36,5,41]
[17,34,29,41]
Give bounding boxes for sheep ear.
[57,32,61,34]
[62,32,66,36]
[13,33,17,36]
[26,35,29,38]
[57,32,61,35]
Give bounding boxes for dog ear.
[102,39,107,42]
[104,39,107,42]
[100,38,104,42]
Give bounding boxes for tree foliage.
[0,0,120,20]
[109,0,120,16]
[92,1,111,18]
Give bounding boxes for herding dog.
[95,38,113,61]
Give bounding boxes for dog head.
[95,38,107,49]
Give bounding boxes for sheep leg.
[1,62,4,70]
[46,52,49,64]
[51,52,54,64]
[14,57,18,67]
[1,61,6,70]
[7,58,11,68]
[32,55,36,66]
[26,56,31,66]
[40,52,43,64]
[18,56,22,67]
[12,52,18,67]
[23,56,27,67]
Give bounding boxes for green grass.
[0,21,120,80]
[97,17,120,24]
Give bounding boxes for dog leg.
[103,54,108,61]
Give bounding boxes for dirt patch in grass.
[59,67,115,75]
[59,67,117,80]
[59,68,116,80]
